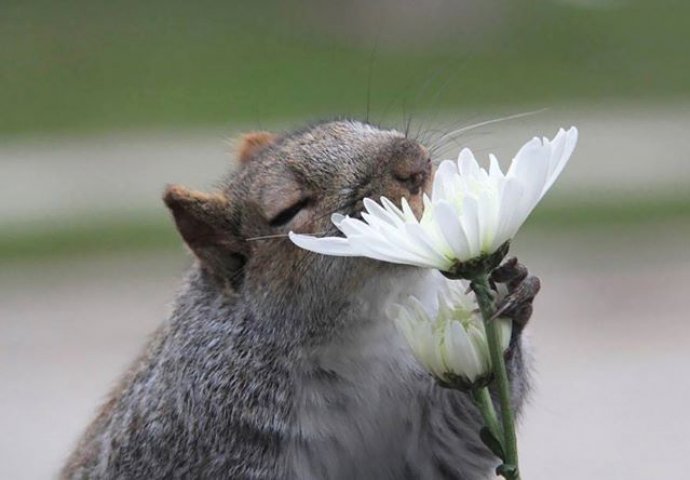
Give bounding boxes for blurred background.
[1,0,689,478]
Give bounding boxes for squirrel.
[61,120,539,480]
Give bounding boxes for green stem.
[473,386,503,446]
[471,274,521,480]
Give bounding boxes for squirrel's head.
[164,120,432,318]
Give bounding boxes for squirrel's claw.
[490,258,540,332]
[490,257,527,289]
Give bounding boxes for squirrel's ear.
[164,185,246,288]
[237,131,276,164]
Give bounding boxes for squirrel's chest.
[291,319,425,479]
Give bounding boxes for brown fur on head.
[237,131,276,164]
[164,120,432,319]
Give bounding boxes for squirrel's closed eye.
[269,197,311,227]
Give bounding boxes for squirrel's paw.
[489,257,541,333]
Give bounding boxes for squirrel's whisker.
[245,231,332,242]
[434,108,549,146]
[244,234,291,241]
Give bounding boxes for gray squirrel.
[61,120,538,479]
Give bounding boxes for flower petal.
[458,148,480,177]
[403,223,454,269]
[288,232,358,256]
[432,160,459,204]
[489,153,503,178]
[496,317,513,352]
[459,195,481,256]
[542,126,578,197]
[446,320,484,382]
[492,179,525,250]
[434,200,472,260]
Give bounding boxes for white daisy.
[289,127,578,274]
[388,271,512,388]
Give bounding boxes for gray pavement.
[1,224,689,479]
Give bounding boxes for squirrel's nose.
[391,150,432,195]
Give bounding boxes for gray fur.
[62,120,530,480]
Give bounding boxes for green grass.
[1,0,689,136]
[2,195,689,263]
[0,215,181,262]
[524,195,690,230]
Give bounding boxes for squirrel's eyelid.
[269,197,311,227]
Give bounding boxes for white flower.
[389,272,512,387]
[289,127,578,271]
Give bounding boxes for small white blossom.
[289,127,578,271]
[388,272,512,387]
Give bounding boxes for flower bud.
[389,272,512,390]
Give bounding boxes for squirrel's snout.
[391,150,432,196]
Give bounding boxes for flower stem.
[473,386,503,446]
[471,274,521,480]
